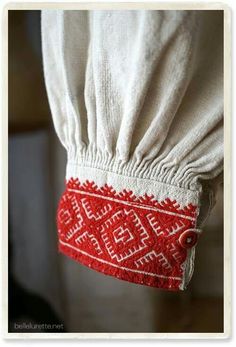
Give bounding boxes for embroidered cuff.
[57,163,202,291]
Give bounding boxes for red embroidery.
[57,178,198,290]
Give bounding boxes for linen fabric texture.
[41,10,223,290]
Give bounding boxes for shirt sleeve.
[41,9,223,290]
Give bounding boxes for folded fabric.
[41,9,223,290]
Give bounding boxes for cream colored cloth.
[41,10,223,199]
[41,10,223,290]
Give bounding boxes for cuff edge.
[66,162,201,209]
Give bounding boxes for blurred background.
[8,10,223,333]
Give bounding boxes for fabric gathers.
[41,10,223,290]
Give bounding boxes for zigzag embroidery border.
[57,178,198,290]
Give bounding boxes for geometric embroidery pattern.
[57,178,198,290]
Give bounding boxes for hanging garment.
[41,10,223,290]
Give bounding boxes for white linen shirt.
[41,10,223,290]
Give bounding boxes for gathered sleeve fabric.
[41,10,223,290]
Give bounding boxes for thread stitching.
[57,178,199,290]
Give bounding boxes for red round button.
[179,230,199,249]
